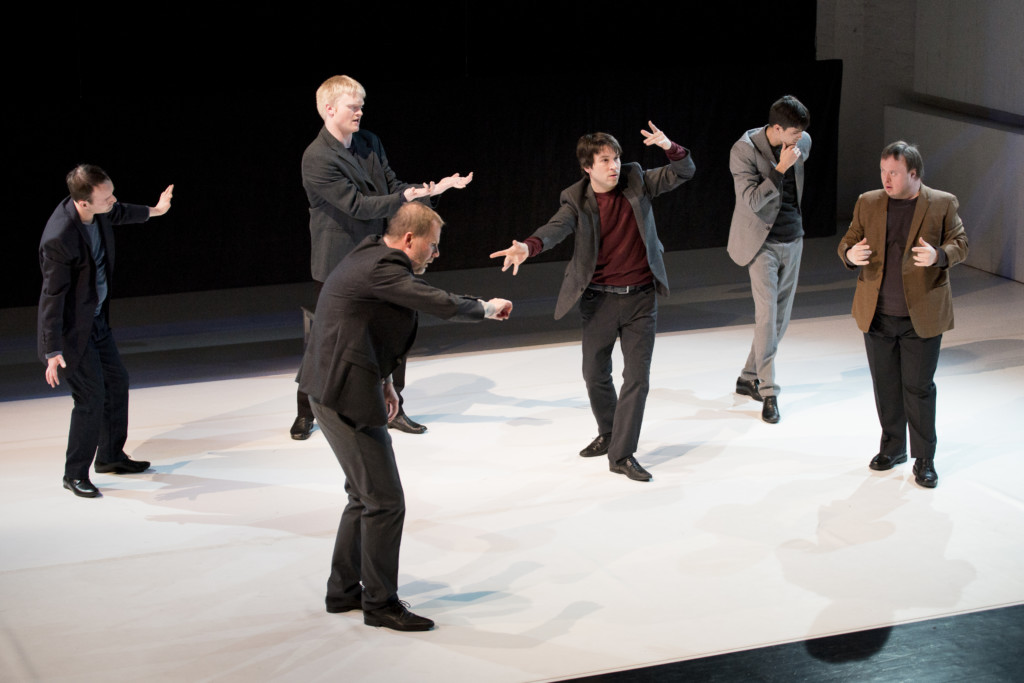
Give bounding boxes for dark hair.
[66,164,111,202]
[576,132,622,172]
[386,201,444,239]
[768,95,810,131]
[881,140,924,178]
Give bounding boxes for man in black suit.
[38,164,173,498]
[299,202,512,631]
[293,74,473,440]
[491,123,695,482]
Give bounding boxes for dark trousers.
[579,287,657,464]
[63,316,130,479]
[310,397,405,611]
[863,313,942,461]
[298,281,406,419]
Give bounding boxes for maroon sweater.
[525,143,687,287]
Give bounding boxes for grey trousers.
[310,397,405,611]
[741,238,803,397]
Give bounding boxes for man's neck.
[74,202,95,224]
[326,123,353,148]
[765,125,781,147]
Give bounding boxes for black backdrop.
[8,1,838,309]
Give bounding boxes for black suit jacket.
[529,149,695,320]
[297,236,485,428]
[302,127,417,282]
[37,197,149,370]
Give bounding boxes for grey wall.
[816,0,1023,282]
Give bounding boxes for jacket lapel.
[904,185,931,256]
[323,128,374,188]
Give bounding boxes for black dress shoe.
[579,433,612,457]
[735,377,763,402]
[388,411,427,434]
[609,456,652,482]
[326,597,362,613]
[364,600,434,631]
[869,452,908,471]
[761,396,780,423]
[913,458,938,488]
[94,457,150,474]
[290,415,315,440]
[63,476,101,498]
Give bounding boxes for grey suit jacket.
[727,127,812,266]
[529,150,696,320]
[301,127,416,282]
[297,235,485,428]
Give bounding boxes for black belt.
[587,282,654,295]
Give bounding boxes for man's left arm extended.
[640,121,695,195]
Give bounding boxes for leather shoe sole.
[735,377,763,402]
[94,459,150,474]
[63,476,101,498]
[579,433,611,457]
[609,456,652,482]
[869,452,908,471]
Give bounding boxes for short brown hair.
[386,202,444,239]
[881,140,924,178]
[66,164,111,202]
[576,132,622,172]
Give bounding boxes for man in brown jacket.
[838,141,968,488]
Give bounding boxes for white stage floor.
[1,267,1023,682]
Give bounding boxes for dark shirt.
[876,196,918,317]
[767,142,803,242]
[524,143,688,287]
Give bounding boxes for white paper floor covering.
[2,266,1022,682]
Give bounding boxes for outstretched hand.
[150,184,174,216]
[403,172,474,201]
[489,240,529,275]
[641,121,672,150]
[484,298,513,320]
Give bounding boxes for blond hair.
[315,75,366,120]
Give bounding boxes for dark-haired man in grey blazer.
[491,122,695,482]
[727,95,811,424]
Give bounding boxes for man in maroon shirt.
[491,123,695,481]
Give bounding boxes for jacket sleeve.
[642,147,696,197]
[302,144,408,221]
[730,139,781,216]
[107,202,151,225]
[529,189,582,254]
[371,255,485,322]
[937,196,968,269]
[38,232,77,357]
[837,195,869,270]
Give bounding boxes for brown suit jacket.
[838,185,968,338]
